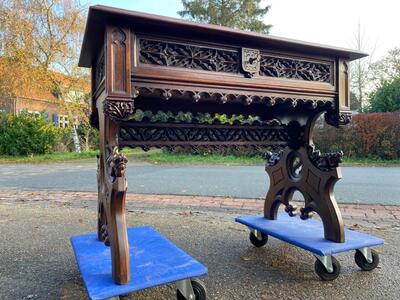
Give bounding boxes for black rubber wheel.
[355,249,379,271]
[177,279,207,300]
[249,231,268,247]
[314,256,341,281]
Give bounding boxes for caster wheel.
[355,249,379,271]
[314,256,341,281]
[249,231,268,247]
[177,279,207,300]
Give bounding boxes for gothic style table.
[78,5,367,286]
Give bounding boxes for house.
[0,70,90,127]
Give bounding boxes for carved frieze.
[139,39,239,73]
[138,38,332,82]
[118,122,291,150]
[133,86,333,109]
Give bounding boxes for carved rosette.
[103,100,134,121]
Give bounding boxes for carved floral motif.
[103,100,134,120]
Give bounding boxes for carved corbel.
[325,110,352,127]
[103,99,135,121]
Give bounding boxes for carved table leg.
[97,105,130,284]
[105,146,130,284]
[264,116,345,243]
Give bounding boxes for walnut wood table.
[78,5,368,288]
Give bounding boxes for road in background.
[0,161,399,205]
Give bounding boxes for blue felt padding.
[235,213,384,256]
[70,226,207,300]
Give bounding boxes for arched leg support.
[264,146,345,243]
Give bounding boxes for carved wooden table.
[79,5,367,285]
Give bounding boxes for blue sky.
[82,0,400,59]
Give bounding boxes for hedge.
[315,112,400,159]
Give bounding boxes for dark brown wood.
[79,5,367,284]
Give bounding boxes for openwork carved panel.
[139,38,239,73]
[138,38,332,83]
[118,122,291,150]
[259,55,332,83]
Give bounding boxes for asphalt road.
[0,160,399,205]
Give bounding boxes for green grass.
[1,149,400,166]
[342,156,400,167]
[132,152,264,165]
[0,150,100,163]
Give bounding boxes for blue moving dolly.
[236,213,383,281]
[70,226,208,300]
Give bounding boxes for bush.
[0,112,59,155]
[315,112,400,159]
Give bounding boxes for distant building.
[0,73,89,127]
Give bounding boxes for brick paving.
[0,188,399,221]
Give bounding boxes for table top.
[79,5,367,68]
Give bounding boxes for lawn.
[1,149,400,166]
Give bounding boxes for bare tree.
[349,22,377,112]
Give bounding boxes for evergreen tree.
[368,77,400,112]
[178,0,272,34]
